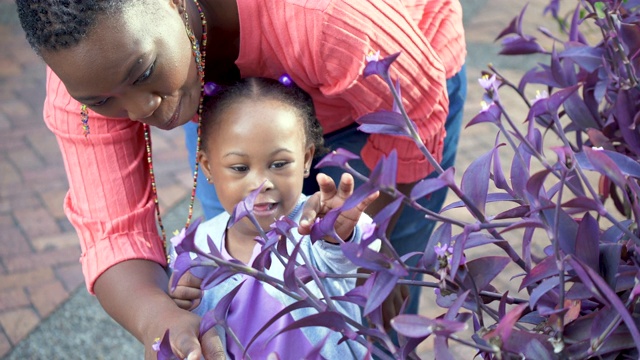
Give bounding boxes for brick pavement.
[0,2,193,357]
[0,0,555,358]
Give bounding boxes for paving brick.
[0,157,20,186]
[0,331,10,359]
[0,288,28,312]
[55,262,84,293]
[3,246,81,273]
[0,307,39,345]
[0,226,30,257]
[6,145,43,172]
[39,189,67,219]
[27,280,69,318]
[25,130,62,164]
[158,183,190,213]
[30,231,78,252]
[13,208,60,239]
[0,267,55,291]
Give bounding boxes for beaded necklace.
[144,0,207,246]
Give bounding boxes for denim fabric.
[185,65,467,315]
[183,120,225,219]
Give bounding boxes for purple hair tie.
[278,73,293,87]
[204,82,219,96]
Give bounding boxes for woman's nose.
[123,92,161,121]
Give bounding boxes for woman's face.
[42,2,201,130]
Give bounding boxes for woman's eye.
[89,98,109,107]
[135,61,155,84]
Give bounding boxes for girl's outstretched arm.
[298,173,378,242]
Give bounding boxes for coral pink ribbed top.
[44,0,465,292]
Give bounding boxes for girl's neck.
[225,226,259,265]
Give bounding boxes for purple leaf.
[364,271,401,316]
[561,197,606,214]
[244,299,317,353]
[342,150,397,211]
[529,276,560,309]
[499,36,546,55]
[528,86,580,119]
[315,148,360,169]
[580,146,627,188]
[563,92,600,130]
[492,140,511,193]
[467,102,502,126]
[410,174,450,200]
[172,217,204,255]
[341,242,406,276]
[271,311,357,342]
[363,51,401,80]
[575,148,640,179]
[567,256,640,346]
[615,90,640,155]
[495,3,528,40]
[510,144,532,199]
[575,213,600,272]
[520,256,558,290]
[483,303,527,344]
[154,329,177,360]
[283,240,304,292]
[461,148,494,215]
[205,281,245,334]
[560,42,604,73]
[369,197,403,243]
[525,169,552,202]
[309,208,341,243]
[391,315,435,338]
[356,110,413,138]
[463,256,510,291]
[200,266,238,290]
[444,290,471,321]
[228,183,264,229]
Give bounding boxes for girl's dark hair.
[16,0,128,55]
[201,77,327,157]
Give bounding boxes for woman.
[16,0,465,358]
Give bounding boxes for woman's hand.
[93,260,225,360]
[298,173,378,242]
[148,306,224,360]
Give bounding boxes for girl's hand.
[169,270,204,311]
[299,173,378,242]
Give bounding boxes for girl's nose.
[124,92,161,121]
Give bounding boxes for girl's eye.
[231,165,248,172]
[134,61,155,84]
[271,161,289,169]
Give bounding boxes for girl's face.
[199,98,314,238]
[42,2,201,130]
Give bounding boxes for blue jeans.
[184,65,467,315]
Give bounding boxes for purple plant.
[158,1,640,358]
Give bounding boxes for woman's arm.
[94,260,224,359]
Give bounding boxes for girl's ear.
[303,145,315,178]
[197,150,213,183]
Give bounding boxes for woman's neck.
[190,0,241,85]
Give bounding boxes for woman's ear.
[303,145,315,178]
[197,150,213,183]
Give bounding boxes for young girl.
[169,77,379,359]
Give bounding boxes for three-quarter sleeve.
[44,68,167,293]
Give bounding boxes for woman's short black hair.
[200,77,327,157]
[16,0,129,55]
